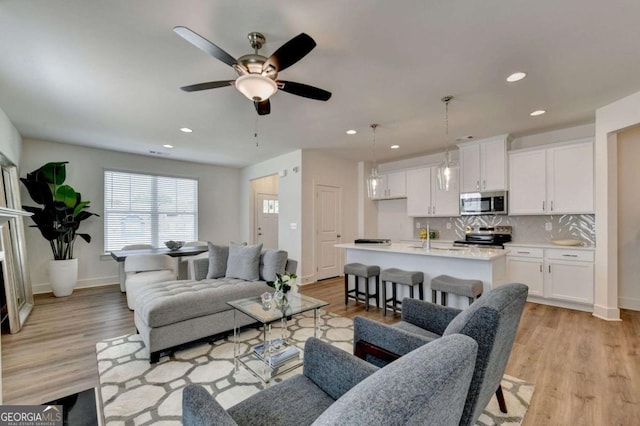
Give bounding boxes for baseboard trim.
[592,303,622,321]
[32,276,119,295]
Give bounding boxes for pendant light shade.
[366,124,384,199]
[436,96,459,191]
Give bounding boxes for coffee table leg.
[264,323,272,384]
[233,309,238,372]
[314,308,320,338]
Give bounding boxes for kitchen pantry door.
[315,184,342,280]
[256,193,278,250]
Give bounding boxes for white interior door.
[256,193,278,250]
[315,184,341,280]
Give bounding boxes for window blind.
[104,170,198,251]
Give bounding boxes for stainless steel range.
[453,225,512,249]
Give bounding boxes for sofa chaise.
[133,242,297,363]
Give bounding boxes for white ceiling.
[1,0,640,167]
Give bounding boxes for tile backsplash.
[412,214,595,245]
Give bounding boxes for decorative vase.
[48,258,78,297]
[274,289,289,309]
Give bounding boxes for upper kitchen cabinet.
[457,135,509,193]
[406,167,459,217]
[371,170,407,200]
[509,138,594,215]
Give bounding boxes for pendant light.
[366,124,384,199]
[437,96,459,191]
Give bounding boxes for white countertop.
[505,242,595,251]
[335,243,507,261]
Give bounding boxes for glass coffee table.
[227,293,329,384]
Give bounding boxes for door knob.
[258,233,262,236]
[337,234,341,238]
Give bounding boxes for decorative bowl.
[164,240,185,250]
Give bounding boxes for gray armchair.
[183,334,478,426]
[353,283,528,426]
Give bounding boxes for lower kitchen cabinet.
[506,245,594,310]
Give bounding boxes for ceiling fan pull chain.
[254,116,260,147]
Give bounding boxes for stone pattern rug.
[96,311,533,425]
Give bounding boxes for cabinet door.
[508,149,546,214]
[507,257,543,297]
[546,141,594,214]
[406,168,431,216]
[460,144,481,193]
[431,167,459,216]
[481,139,507,191]
[386,171,407,198]
[546,261,594,304]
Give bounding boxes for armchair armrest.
[353,316,435,366]
[182,384,238,426]
[303,337,378,401]
[401,298,462,335]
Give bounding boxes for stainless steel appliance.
[460,191,508,215]
[453,225,512,249]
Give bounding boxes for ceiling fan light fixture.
[235,74,278,101]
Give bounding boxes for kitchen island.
[335,243,508,309]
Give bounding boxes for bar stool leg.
[344,274,349,306]
[441,292,447,307]
[375,276,380,308]
[419,283,424,300]
[468,296,474,305]
[383,280,388,316]
[432,289,437,304]
[392,283,398,313]
[409,286,414,299]
[364,277,370,311]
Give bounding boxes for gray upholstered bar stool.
[431,274,483,307]
[380,268,424,316]
[344,263,380,311]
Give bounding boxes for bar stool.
[344,263,380,311]
[380,268,424,316]
[431,275,483,307]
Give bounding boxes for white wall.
[617,125,640,310]
[0,107,21,166]
[510,123,595,150]
[21,139,242,293]
[594,89,640,320]
[241,150,302,274]
[301,150,359,283]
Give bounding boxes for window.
[104,170,198,251]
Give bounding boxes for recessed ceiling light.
[529,109,546,116]
[180,127,193,133]
[163,144,174,149]
[390,145,400,149]
[346,129,357,135]
[506,72,527,82]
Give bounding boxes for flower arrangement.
[267,272,297,307]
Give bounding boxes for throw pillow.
[259,250,288,282]
[226,242,263,281]
[206,243,230,279]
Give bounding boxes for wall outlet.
[446,222,452,230]
[289,222,298,230]
[545,222,552,231]
[416,222,421,229]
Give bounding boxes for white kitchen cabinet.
[458,135,508,193]
[506,248,544,297]
[372,171,407,200]
[509,138,594,215]
[506,245,594,309]
[545,248,594,305]
[406,167,458,217]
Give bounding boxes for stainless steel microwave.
[460,191,508,215]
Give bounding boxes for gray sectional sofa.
[133,243,297,363]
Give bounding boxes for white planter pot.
[48,258,78,297]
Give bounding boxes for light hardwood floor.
[2,280,639,425]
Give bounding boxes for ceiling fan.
[173,26,332,115]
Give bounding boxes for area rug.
[96,311,533,425]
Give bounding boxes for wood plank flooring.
[2,279,639,425]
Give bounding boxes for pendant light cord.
[370,123,379,167]
[442,96,453,161]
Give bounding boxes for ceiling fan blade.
[263,33,316,73]
[254,100,271,115]
[173,26,238,68]
[277,81,332,101]
[180,80,235,92]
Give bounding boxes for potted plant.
[20,162,98,296]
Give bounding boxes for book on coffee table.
[253,340,300,367]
